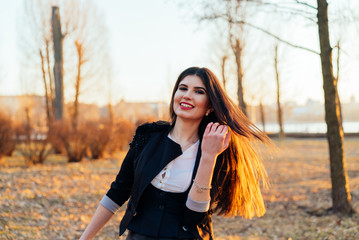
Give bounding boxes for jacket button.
[159,205,164,210]
[182,226,188,231]
[133,212,137,216]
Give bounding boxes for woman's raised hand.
[201,122,231,159]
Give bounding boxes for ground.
[0,138,358,240]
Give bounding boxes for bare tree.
[52,6,64,120]
[274,44,285,138]
[221,55,228,88]
[232,38,247,115]
[316,0,353,214]
[227,0,248,115]
[259,101,266,133]
[67,2,108,130]
[198,0,251,115]
[250,0,353,214]
[197,0,354,214]
[39,50,53,126]
[104,53,115,123]
[72,40,83,129]
[19,0,111,164]
[19,0,110,128]
[19,0,56,127]
[334,40,343,124]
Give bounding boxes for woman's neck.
[171,118,200,146]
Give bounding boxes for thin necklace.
[170,132,198,151]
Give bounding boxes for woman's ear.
[205,107,213,116]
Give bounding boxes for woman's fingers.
[203,123,231,156]
[216,125,227,134]
[205,123,229,137]
[222,125,229,134]
[205,122,213,135]
[223,130,231,148]
[209,122,220,133]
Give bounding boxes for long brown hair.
[169,67,270,219]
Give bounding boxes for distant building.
[110,100,169,123]
[249,99,359,125]
[0,95,169,128]
[1,95,357,129]
[0,95,47,126]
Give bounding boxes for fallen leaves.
[213,138,359,240]
[0,139,358,239]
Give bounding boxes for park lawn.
[0,138,358,240]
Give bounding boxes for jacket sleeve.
[181,153,225,228]
[105,145,137,207]
[104,122,154,207]
[181,207,213,239]
[182,206,209,226]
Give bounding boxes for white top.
[150,134,200,193]
[100,134,210,214]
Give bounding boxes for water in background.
[257,121,359,133]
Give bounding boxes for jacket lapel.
[132,130,182,203]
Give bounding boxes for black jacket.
[106,121,220,239]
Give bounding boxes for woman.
[79,67,270,240]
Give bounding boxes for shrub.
[0,113,16,161]
[107,118,135,154]
[48,121,66,154]
[135,116,158,127]
[16,124,51,166]
[52,120,89,163]
[86,119,112,159]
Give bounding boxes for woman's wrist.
[193,179,212,193]
[200,152,217,164]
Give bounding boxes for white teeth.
[181,103,193,108]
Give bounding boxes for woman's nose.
[183,91,192,99]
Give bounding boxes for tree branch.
[260,1,316,16]
[295,0,317,10]
[199,2,319,55]
[259,8,317,23]
[232,20,319,55]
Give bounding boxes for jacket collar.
[132,126,202,203]
[132,128,181,202]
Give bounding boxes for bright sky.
[0,0,358,107]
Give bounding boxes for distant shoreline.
[257,121,359,135]
[267,132,359,138]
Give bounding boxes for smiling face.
[173,75,211,122]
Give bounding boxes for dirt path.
[1,138,358,239]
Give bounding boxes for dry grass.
[0,138,358,240]
[214,137,359,240]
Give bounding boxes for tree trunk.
[39,49,53,127]
[259,101,266,133]
[274,45,285,138]
[24,107,31,142]
[108,102,114,122]
[335,41,343,124]
[221,55,228,89]
[52,6,64,120]
[232,39,247,116]
[45,39,55,119]
[72,40,84,130]
[317,0,353,214]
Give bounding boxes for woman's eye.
[196,90,205,94]
[179,87,187,91]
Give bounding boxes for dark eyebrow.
[179,83,207,92]
[194,87,207,93]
